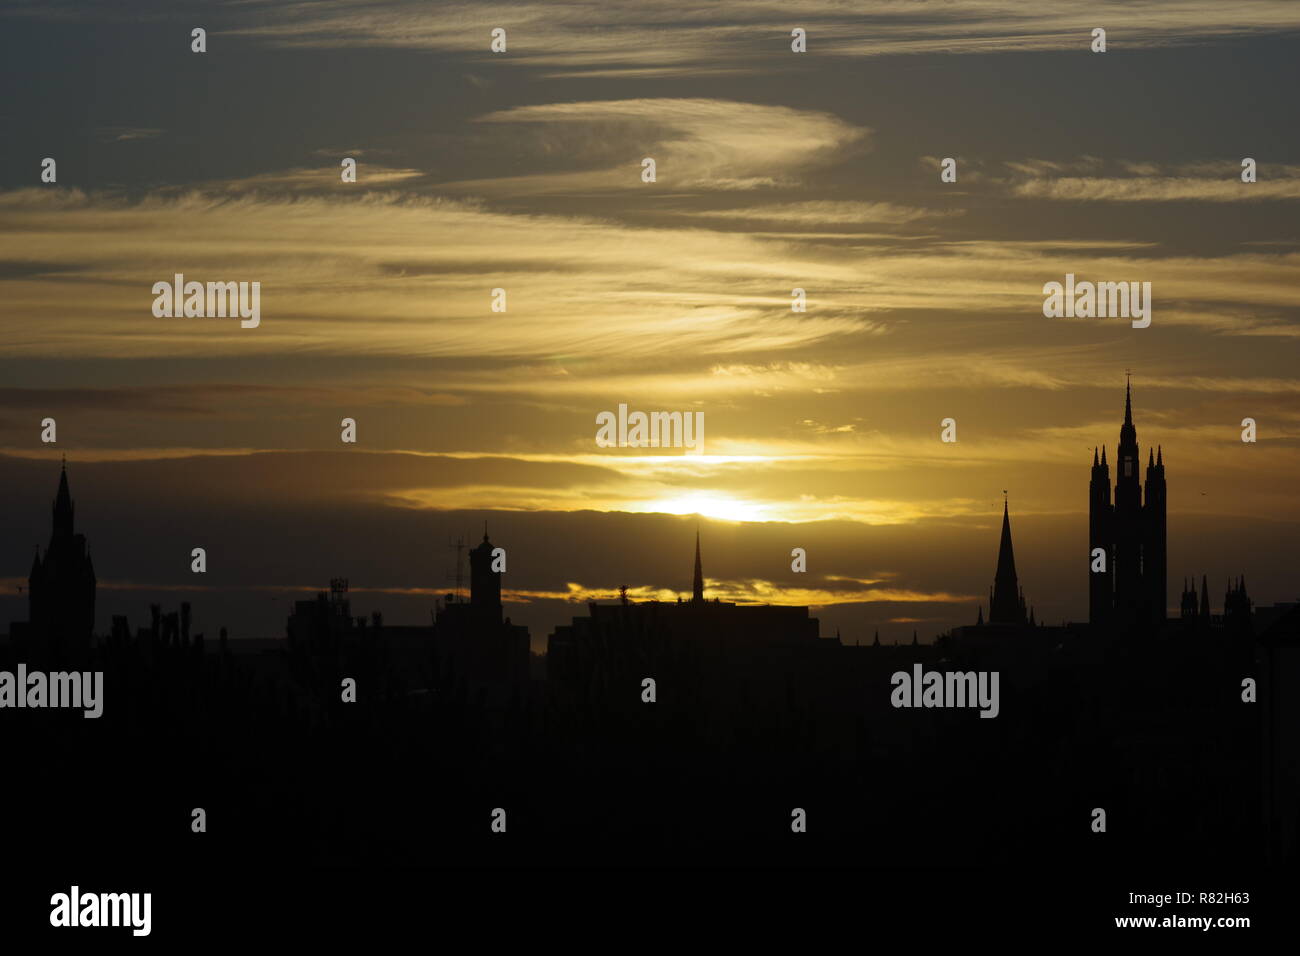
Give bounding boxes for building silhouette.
[0,453,1280,873]
[286,576,358,657]
[430,531,530,686]
[10,460,97,665]
[989,499,1029,625]
[547,530,824,688]
[285,531,529,691]
[963,498,1042,635]
[1089,379,1167,629]
[1179,575,1204,622]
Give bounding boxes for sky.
[1,0,1298,650]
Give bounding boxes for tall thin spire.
[692,528,704,602]
[1119,376,1137,453]
[989,498,1024,624]
[52,458,74,538]
[996,500,1017,580]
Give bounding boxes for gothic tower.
[1088,379,1167,630]
[27,461,97,663]
[1180,577,1198,621]
[1113,378,1144,625]
[1144,445,1167,622]
[1089,445,1112,627]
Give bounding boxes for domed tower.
[469,529,502,619]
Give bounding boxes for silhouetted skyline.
[3,381,1292,652]
[3,2,1298,654]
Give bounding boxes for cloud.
[1011,177,1300,202]
[3,179,1300,382]
[1001,159,1300,201]
[178,1,1300,74]
[442,99,869,195]
[505,579,972,606]
[697,200,955,227]
[0,182,876,361]
[205,165,427,193]
[1003,157,1104,177]
[92,126,163,143]
[0,384,465,415]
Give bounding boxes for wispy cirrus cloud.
[1003,158,1300,201]
[92,126,163,143]
[695,200,956,227]
[441,98,869,195]
[207,165,427,193]
[4,178,1300,373]
[1011,177,1300,202]
[0,384,465,415]
[178,0,1300,75]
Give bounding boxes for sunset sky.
[2,1,1298,649]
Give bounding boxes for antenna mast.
[446,536,466,603]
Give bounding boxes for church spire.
[52,458,74,539]
[692,528,704,602]
[1119,376,1138,458]
[996,500,1016,578]
[989,497,1025,625]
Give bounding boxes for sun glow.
[641,492,770,523]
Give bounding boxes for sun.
[640,492,768,523]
